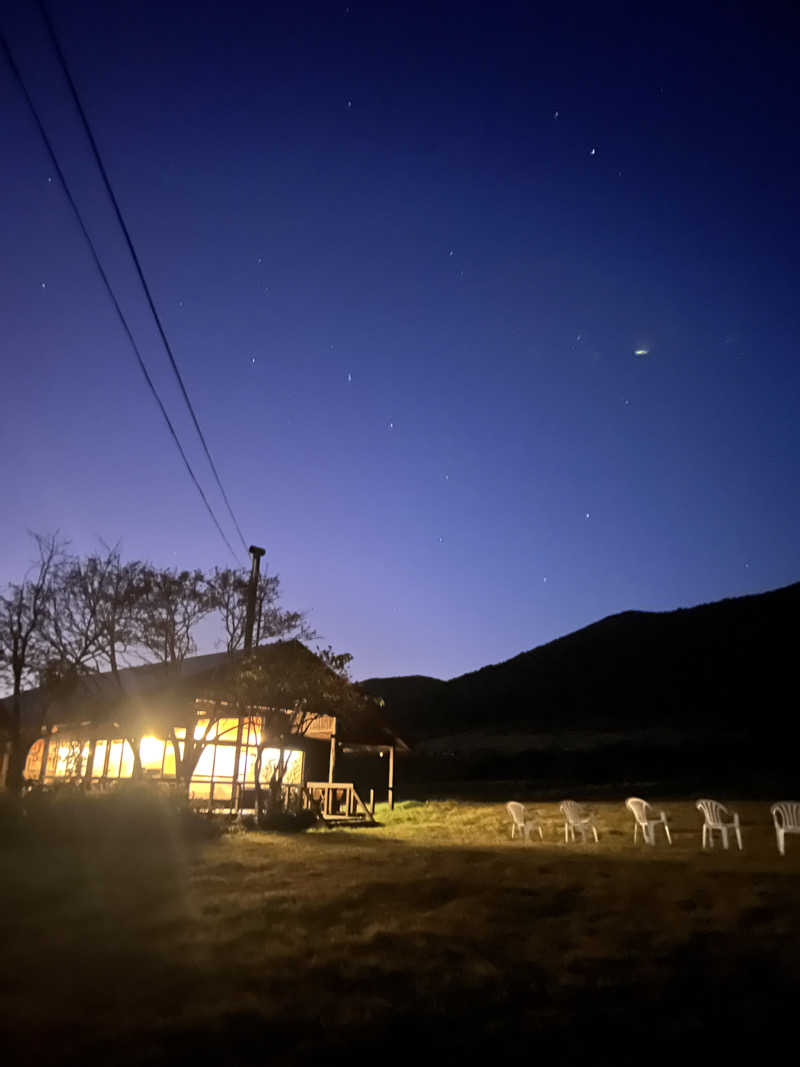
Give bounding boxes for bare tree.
[40,553,105,679]
[136,567,211,667]
[0,534,65,793]
[206,565,316,653]
[92,546,147,679]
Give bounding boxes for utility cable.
[38,0,250,557]
[1,31,240,563]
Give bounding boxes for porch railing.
[189,779,373,822]
[305,781,375,822]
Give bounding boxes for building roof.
[0,642,407,750]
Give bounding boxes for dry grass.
[2,795,799,1065]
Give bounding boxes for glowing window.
[119,741,134,778]
[257,748,303,785]
[107,740,123,777]
[92,740,108,777]
[194,744,216,778]
[24,739,44,780]
[237,747,258,784]
[106,740,135,778]
[212,745,236,779]
[244,717,263,745]
[194,719,213,741]
[44,743,59,778]
[54,741,89,778]
[162,743,177,777]
[209,718,240,742]
[139,736,165,772]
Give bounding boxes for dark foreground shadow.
[2,825,799,1067]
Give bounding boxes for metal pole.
[244,545,265,650]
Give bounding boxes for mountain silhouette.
[361,581,800,745]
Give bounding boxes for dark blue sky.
[2,1,799,680]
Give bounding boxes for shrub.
[13,780,225,848]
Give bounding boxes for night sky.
[2,1,799,681]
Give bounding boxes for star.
[553,110,559,119]
[40,282,46,289]
[47,176,53,183]
[589,147,596,156]
[448,249,454,256]
[387,421,394,431]
[634,347,649,357]
[346,100,352,109]
[346,372,352,382]
[585,512,590,519]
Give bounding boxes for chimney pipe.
[244,545,266,651]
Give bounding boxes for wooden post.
[327,717,337,785]
[387,745,395,810]
[231,716,244,816]
[369,788,374,814]
[84,738,97,788]
[38,735,50,782]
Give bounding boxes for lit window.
[139,736,165,772]
[163,743,177,777]
[212,745,236,780]
[106,739,135,778]
[194,745,216,778]
[119,741,134,778]
[24,739,44,779]
[244,717,262,746]
[208,718,240,742]
[92,740,108,777]
[54,741,89,778]
[107,740,123,777]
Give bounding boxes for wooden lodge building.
[2,641,407,823]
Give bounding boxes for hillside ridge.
[360,581,800,741]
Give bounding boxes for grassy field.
[2,794,798,1065]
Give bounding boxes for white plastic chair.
[625,797,672,846]
[770,802,800,856]
[559,800,598,843]
[506,801,544,842]
[696,799,742,851]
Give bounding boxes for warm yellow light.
[92,740,108,777]
[139,735,165,771]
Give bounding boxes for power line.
[0,31,240,564]
[38,0,250,557]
